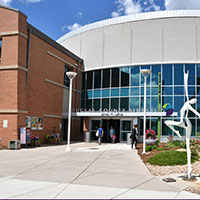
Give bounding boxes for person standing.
[109,126,116,143]
[131,124,138,149]
[98,125,104,145]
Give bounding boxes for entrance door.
[102,119,120,143]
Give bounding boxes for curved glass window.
[94,70,101,89]
[120,98,129,110]
[103,69,110,88]
[152,65,161,86]
[121,67,129,87]
[174,64,184,85]
[130,97,139,111]
[131,66,140,86]
[94,90,101,98]
[102,89,109,98]
[130,88,139,96]
[121,88,129,96]
[111,89,119,97]
[112,68,119,87]
[111,98,119,109]
[87,71,93,89]
[162,64,172,85]
[185,64,195,85]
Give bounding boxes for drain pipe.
[26,27,32,95]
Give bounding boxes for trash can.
[85,132,91,143]
[10,140,21,150]
[127,133,132,145]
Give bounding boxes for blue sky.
[1,0,200,40]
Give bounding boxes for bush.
[146,144,162,152]
[148,150,199,166]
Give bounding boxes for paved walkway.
[0,143,199,199]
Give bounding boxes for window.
[121,67,129,87]
[94,70,101,89]
[103,69,110,88]
[162,64,172,85]
[0,39,2,61]
[64,65,71,87]
[111,68,119,87]
[87,71,93,89]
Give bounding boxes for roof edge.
[57,9,200,43]
[27,23,83,64]
[0,4,27,18]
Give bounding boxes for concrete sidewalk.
[0,143,199,199]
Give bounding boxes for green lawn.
[148,150,199,166]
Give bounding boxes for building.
[0,5,83,148]
[58,10,200,142]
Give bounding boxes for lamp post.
[65,71,77,152]
[140,69,151,154]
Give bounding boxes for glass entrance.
[102,119,120,143]
[121,120,131,142]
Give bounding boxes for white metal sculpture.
[165,71,200,179]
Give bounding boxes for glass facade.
[82,64,200,137]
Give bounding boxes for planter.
[146,139,158,146]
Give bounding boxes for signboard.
[26,116,31,128]
[20,127,26,144]
[38,118,44,130]
[3,120,8,128]
[31,117,38,130]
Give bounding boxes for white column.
[142,76,147,154]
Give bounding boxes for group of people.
[96,124,139,149]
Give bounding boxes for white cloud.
[77,12,83,18]
[144,0,161,12]
[165,0,200,10]
[111,11,120,18]
[0,0,12,6]
[61,23,82,32]
[111,0,142,17]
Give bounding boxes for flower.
[146,129,157,139]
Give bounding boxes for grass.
[146,145,163,152]
[148,150,199,166]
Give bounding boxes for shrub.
[146,144,162,152]
[148,150,199,166]
[146,129,157,139]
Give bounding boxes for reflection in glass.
[87,90,93,99]
[141,65,150,86]
[121,88,129,96]
[174,96,184,113]
[87,71,93,89]
[185,64,195,85]
[92,120,101,130]
[162,96,173,105]
[151,87,158,95]
[140,97,150,112]
[130,97,139,110]
[121,121,131,131]
[102,98,109,110]
[131,66,140,86]
[94,90,101,98]
[162,64,172,85]
[111,89,119,97]
[188,86,196,97]
[120,98,129,110]
[102,89,109,98]
[93,99,100,111]
[103,69,110,88]
[94,70,101,89]
[174,64,184,85]
[121,67,129,87]
[162,118,173,135]
[152,65,161,86]
[151,118,158,132]
[174,87,184,95]
[141,87,150,95]
[197,64,200,85]
[111,98,119,109]
[162,87,172,95]
[86,99,92,110]
[112,68,119,87]
[151,97,158,112]
[130,87,139,96]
